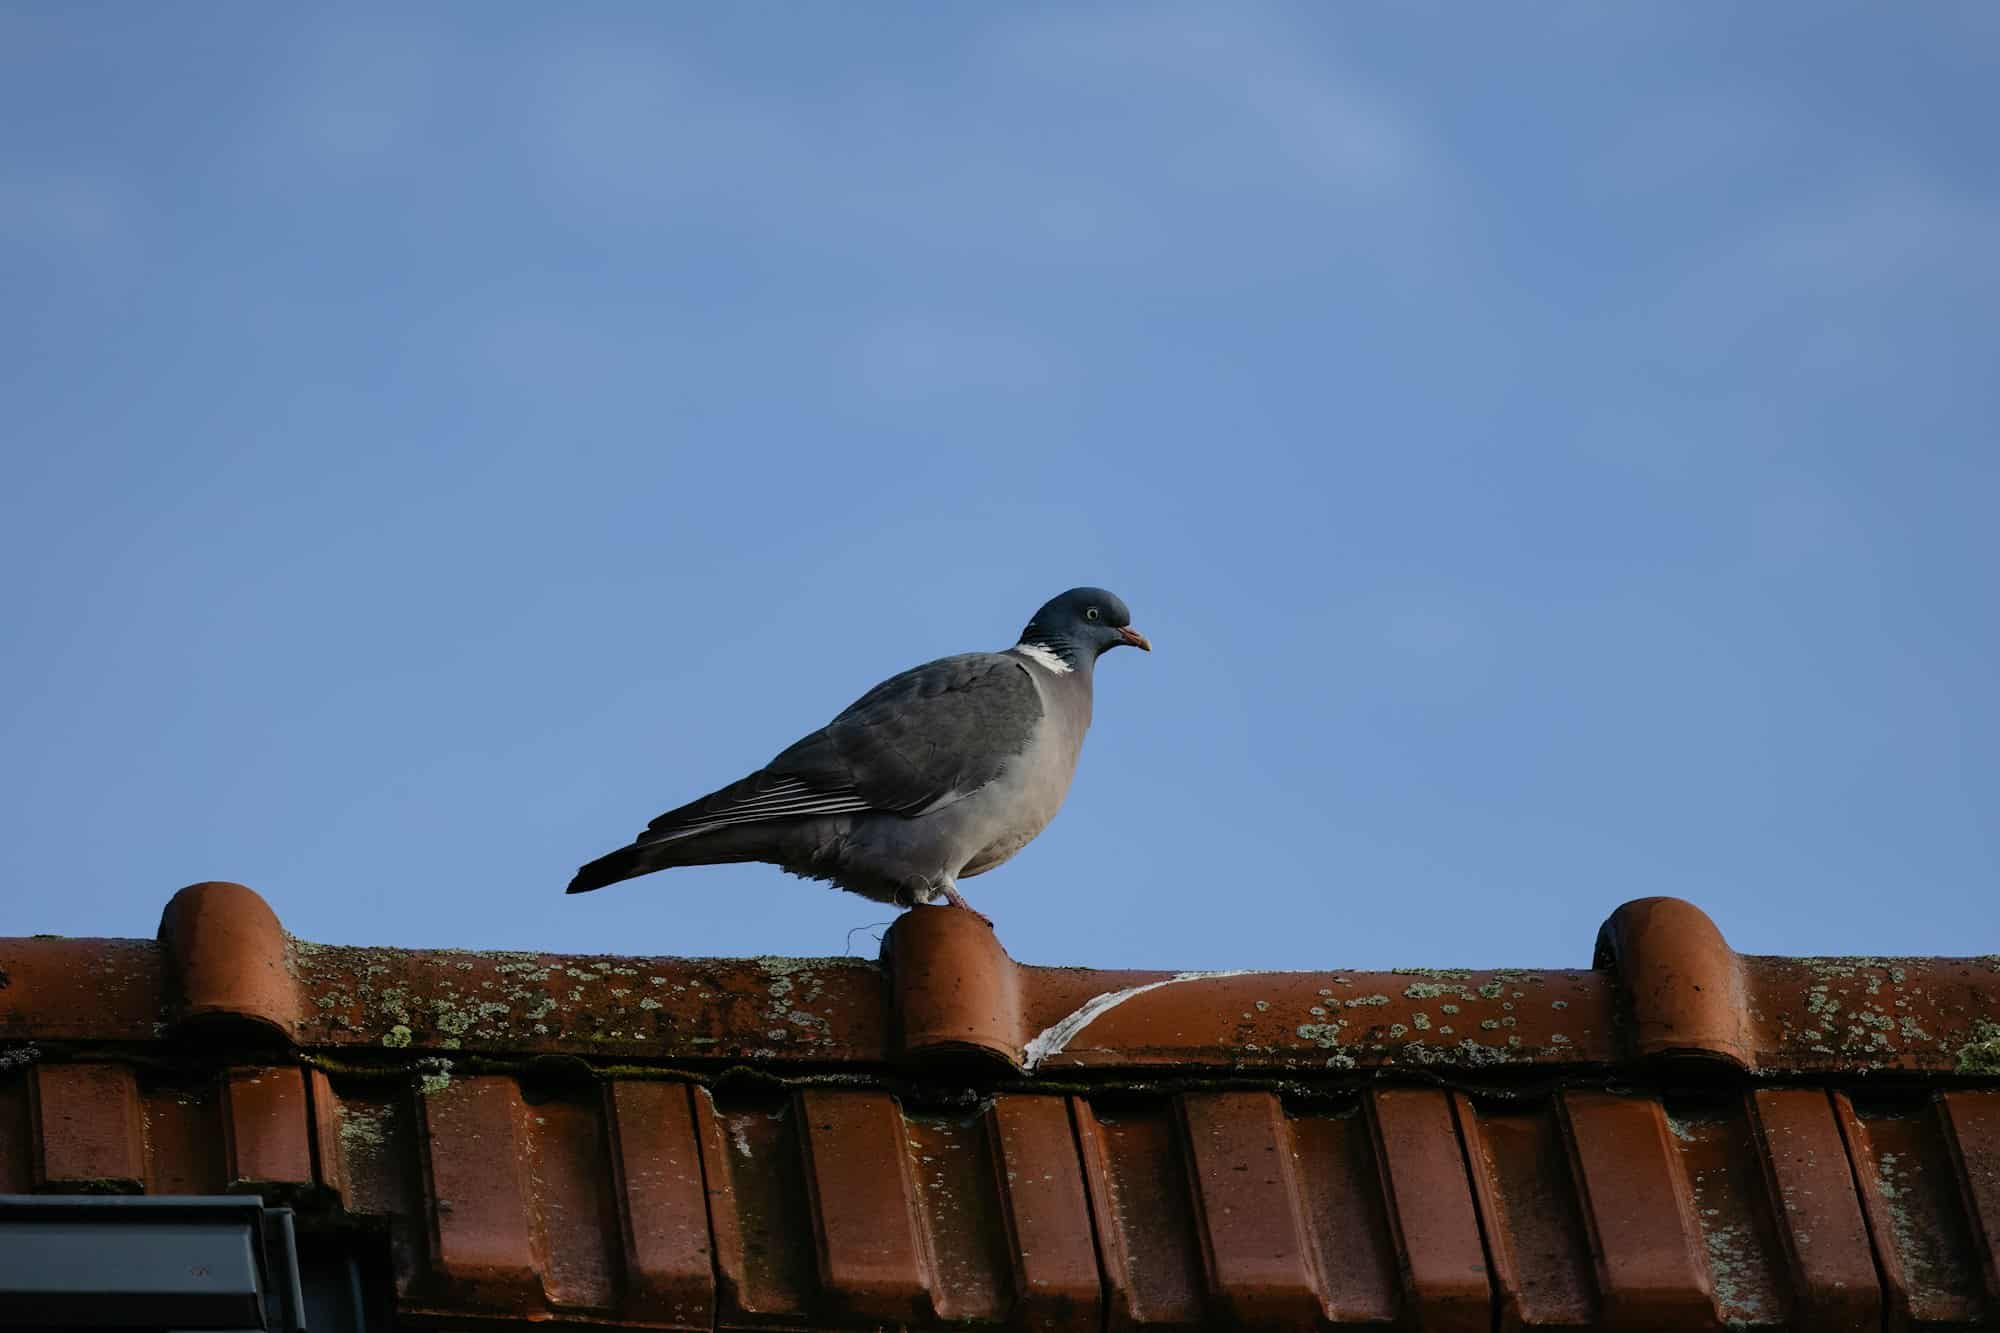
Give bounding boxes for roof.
[2,881,1998,1331]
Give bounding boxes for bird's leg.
[934,878,992,928]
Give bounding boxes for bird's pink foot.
[936,882,992,928]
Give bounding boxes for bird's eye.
[1085,607,1100,621]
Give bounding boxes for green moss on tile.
[1396,1037,1515,1068]
[1957,1021,2000,1075]
[336,1103,388,1158]
[415,1056,454,1096]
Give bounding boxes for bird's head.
[1018,587,1150,666]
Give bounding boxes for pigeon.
[566,587,1150,912]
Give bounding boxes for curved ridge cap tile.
[1594,896,1751,1068]
[882,905,1024,1069]
[157,881,301,1041]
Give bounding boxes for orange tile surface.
[2,880,1998,1330]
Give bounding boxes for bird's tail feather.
[564,827,766,894]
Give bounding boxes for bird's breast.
[960,686,1091,877]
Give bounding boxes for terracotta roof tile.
[32,1062,146,1192]
[1746,1087,1878,1332]
[605,1079,713,1326]
[220,1066,314,1191]
[10,884,1998,1077]
[3,880,1999,1330]
[1370,1088,1488,1331]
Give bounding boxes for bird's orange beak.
[1117,626,1152,651]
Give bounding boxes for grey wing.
[631,653,1040,844]
[823,653,1044,815]
[630,761,875,845]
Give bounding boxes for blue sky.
[4,3,1994,970]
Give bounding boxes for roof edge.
[4,884,1998,1081]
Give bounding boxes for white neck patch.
[1013,641,1074,675]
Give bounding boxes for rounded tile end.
[157,881,300,1041]
[1594,897,1748,1067]
[881,906,1024,1070]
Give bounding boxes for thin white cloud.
[519,7,1445,270]
[988,5,1437,201]
[1745,481,1865,577]
[0,171,143,269]
[855,316,1054,402]
[525,40,794,219]
[1755,180,1991,293]
[252,16,451,167]
[1385,607,1474,662]
[1657,171,2000,382]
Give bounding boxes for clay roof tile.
[3,883,1998,1330]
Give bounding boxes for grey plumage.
[567,587,1149,911]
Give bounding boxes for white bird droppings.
[1022,970,1256,1070]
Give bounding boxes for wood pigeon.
[567,587,1150,912]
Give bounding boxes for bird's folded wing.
[825,652,1043,814]
[633,768,875,844]
[633,653,1042,845]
